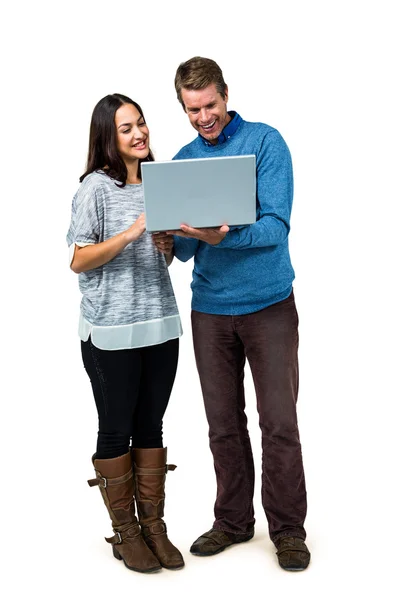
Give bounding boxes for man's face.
[181,83,230,144]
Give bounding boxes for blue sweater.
[173,113,295,315]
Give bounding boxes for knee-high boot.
[87,452,161,573]
[132,448,184,569]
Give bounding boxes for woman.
[67,94,183,573]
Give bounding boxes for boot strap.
[142,521,167,536]
[134,464,177,476]
[105,524,140,545]
[105,532,123,545]
[87,469,133,488]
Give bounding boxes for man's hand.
[152,232,174,255]
[167,224,229,245]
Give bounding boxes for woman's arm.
[71,213,146,273]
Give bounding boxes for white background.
[2,1,399,598]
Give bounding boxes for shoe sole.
[159,558,185,570]
[279,558,310,572]
[113,546,162,573]
[280,565,309,571]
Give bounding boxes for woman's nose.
[133,125,145,138]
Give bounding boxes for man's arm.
[170,130,293,249]
[216,130,293,249]
[173,236,200,261]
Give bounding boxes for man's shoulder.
[239,119,290,152]
[240,119,278,137]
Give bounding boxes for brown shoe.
[133,448,184,570]
[275,536,310,571]
[190,527,254,556]
[88,452,161,574]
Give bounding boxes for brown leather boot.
[132,447,184,570]
[87,452,161,573]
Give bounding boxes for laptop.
[141,154,256,232]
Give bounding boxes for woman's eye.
[122,129,130,134]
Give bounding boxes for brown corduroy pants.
[191,291,307,543]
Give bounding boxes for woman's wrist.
[123,227,137,245]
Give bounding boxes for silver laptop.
[141,154,256,233]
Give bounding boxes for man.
[155,56,310,571]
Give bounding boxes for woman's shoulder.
[74,171,114,203]
[80,170,112,191]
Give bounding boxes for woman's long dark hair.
[80,93,154,186]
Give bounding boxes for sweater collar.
[199,111,242,146]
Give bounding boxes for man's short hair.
[174,56,227,109]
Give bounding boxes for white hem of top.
[78,312,183,350]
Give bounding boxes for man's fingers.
[166,230,187,237]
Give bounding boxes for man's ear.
[224,86,229,103]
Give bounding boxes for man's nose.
[199,108,209,122]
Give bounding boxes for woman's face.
[115,103,150,163]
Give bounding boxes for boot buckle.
[105,530,123,545]
[87,475,107,488]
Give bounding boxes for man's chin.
[200,130,220,143]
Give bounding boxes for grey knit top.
[67,171,182,350]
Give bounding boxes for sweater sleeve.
[66,178,104,247]
[173,236,199,262]
[215,130,293,250]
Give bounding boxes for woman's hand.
[126,213,146,243]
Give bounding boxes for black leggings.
[81,337,179,459]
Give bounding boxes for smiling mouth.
[201,120,216,131]
[133,141,146,148]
